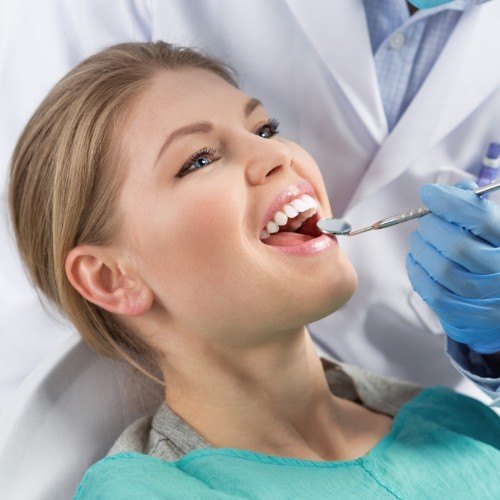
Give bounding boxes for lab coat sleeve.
[446,338,500,408]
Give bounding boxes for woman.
[8,42,499,499]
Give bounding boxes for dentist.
[0,0,498,409]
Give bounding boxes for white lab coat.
[1,0,499,411]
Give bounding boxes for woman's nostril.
[266,165,281,177]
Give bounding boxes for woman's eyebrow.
[153,97,263,168]
[154,121,213,168]
[244,97,263,116]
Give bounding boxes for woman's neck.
[161,327,391,461]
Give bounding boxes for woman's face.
[115,68,357,349]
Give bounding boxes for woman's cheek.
[168,194,241,282]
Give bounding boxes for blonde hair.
[8,42,237,386]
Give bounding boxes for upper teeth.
[260,194,319,240]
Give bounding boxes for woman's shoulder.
[106,398,212,461]
[106,414,153,456]
[73,452,200,499]
[324,357,500,449]
[401,385,500,449]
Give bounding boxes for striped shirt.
[363,0,487,131]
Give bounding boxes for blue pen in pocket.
[477,142,500,197]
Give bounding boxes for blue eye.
[176,118,280,178]
[177,147,217,177]
[257,118,280,138]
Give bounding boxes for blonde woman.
[8,42,499,499]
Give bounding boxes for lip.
[259,179,319,235]
[263,233,337,255]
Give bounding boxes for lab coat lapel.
[285,0,387,143]
[348,2,500,209]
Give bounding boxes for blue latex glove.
[406,180,500,354]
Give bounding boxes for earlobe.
[65,246,153,316]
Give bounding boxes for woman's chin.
[314,265,358,319]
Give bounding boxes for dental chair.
[0,334,164,500]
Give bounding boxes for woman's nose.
[244,138,293,185]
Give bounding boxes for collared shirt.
[363,0,499,405]
[363,0,487,131]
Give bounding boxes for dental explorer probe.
[316,179,500,237]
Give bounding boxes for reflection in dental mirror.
[316,218,352,235]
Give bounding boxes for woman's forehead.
[139,68,248,118]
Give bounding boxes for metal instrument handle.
[374,206,430,229]
[372,180,500,231]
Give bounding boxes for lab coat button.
[389,32,405,50]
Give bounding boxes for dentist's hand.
[406,180,500,354]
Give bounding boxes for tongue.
[263,232,316,247]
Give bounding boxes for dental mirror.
[316,218,352,235]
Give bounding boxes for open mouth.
[261,212,324,247]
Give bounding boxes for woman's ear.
[65,245,153,316]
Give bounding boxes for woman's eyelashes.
[256,118,280,139]
[177,147,218,178]
[176,118,280,177]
